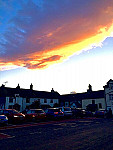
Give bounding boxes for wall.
[104,80,113,114]
[82,98,106,110]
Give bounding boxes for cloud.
[0,0,113,70]
[24,55,62,69]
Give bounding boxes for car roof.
[47,108,59,109]
[28,109,43,110]
[0,109,17,111]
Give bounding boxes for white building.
[104,79,113,113]
[82,85,106,111]
[0,84,60,112]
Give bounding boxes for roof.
[0,86,60,99]
[103,79,113,88]
[60,90,104,101]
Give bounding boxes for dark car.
[25,109,46,122]
[94,109,107,118]
[72,108,85,118]
[85,111,93,117]
[0,115,8,126]
[0,109,25,124]
[58,107,73,118]
[45,108,64,120]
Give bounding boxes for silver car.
[0,115,8,126]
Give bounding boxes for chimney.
[51,88,54,93]
[30,83,33,90]
[1,84,5,88]
[16,84,20,89]
[87,84,92,93]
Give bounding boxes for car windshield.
[0,110,3,115]
[34,110,44,113]
[48,109,60,112]
[27,110,44,114]
[10,110,19,114]
[64,108,71,111]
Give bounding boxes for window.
[50,99,53,103]
[109,94,113,100]
[92,100,95,104]
[26,98,30,103]
[3,110,9,115]
[15,94,19,97]
[9,97,13,103]
[27,110,32,114]
[65,102,69,106]
[8,105,13,109]
[38,99,40,102]
[99,103,102,109]
[64,107,71,111]
[0,110,3,115]
[44,99,47,103]
[109,83,113,89]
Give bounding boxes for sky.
[0,0,113,94]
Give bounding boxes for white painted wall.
[104,80,113,114]
[5,96,59,112]
[82,98,106,110]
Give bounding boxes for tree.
[86,104,98,112]
[13,103,20,111]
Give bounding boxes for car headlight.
[14,115,18,117]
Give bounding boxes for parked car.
[72,108,85,118]
[94,109,107,118]
[58,107,73,118]
[0,115,8,126]
[85,111,93,117]
[0,109,25,124]
[45,108,64,120]
[25,109,46,122]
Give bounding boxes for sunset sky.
[0,0,113,94]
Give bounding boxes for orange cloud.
[23,55,62,69]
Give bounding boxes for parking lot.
[0,117,113,150]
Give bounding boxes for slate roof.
[0,86,60,99]
[103,79,113,88]
[60,90,104,101]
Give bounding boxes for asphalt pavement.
[0,118,113,150]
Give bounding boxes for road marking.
[0,118,99,130]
